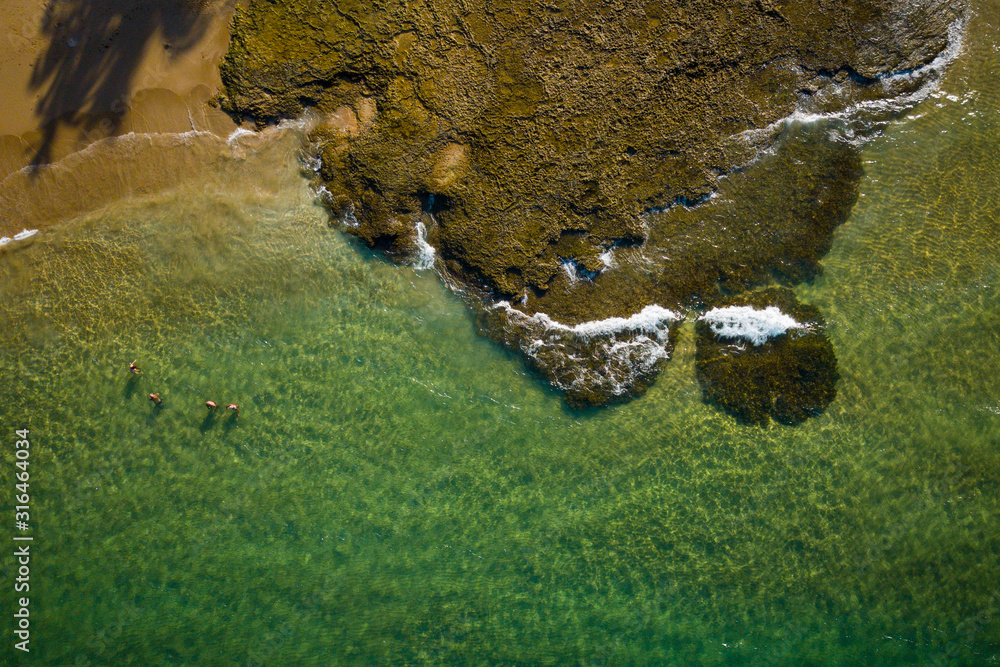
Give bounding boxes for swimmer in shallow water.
[129,360,141,375]
[148,393,162,406]
[226,403,239,416]
[205,400,218,410]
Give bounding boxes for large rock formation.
[218,0,964,416]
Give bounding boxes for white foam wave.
[700,305,806,345]
[276,113,319,133]
[314,193,360,228]
[229,114,317,147]
[561,260,580,283]
[498,302,682,339]
[313,184,331,202]
[0,229,39,247]
[227,127,257,145]
[737,17,967,146]
[493,303,684,398]
[413,221,436,270]
[342,204,359,228]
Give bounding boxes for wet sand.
[0,0,241,236]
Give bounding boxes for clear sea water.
[2,5,999,666]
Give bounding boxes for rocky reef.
[218,0,964,419]
[695,288,839,425]
[477,302,682,408]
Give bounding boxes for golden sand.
[0,0,241,236]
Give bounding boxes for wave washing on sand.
[700,305,807,345]
[0,116,323,235]
[1,129,215,187]
[0,122,309,194]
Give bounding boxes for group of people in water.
[129,360,239,417]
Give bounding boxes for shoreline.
[0,0,241,235]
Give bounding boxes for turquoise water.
[3,6,1000,666]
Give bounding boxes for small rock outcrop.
[695,288,839,426]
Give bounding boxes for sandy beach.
[0,0,240,236]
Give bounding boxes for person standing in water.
[148,393,162,406]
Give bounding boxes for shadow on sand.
[28,0,213,167]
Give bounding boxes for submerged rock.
[478,301,682,408]
[218,0,963,416]
[695,288,839,426]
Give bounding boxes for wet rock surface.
[477,302,682,408]
[218,0,963,416]
[695,288,839,426]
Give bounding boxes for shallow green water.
[3,7,1000,667]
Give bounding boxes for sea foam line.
[227,127,258,145]
[413,221,436,270]
[700,305,806,345]
[737,17,967,144]
[497,302,682,338]
[0,229,39,247]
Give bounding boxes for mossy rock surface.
[218,0,961,411]
[695,288,839,426]
[220,0,960,301]
[524,122,865,324]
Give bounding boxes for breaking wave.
[737,17,967,147]
[413,221,436,271]
[226,127,257,145]
[0,229,39,248]
[491,302,683,401]
[498,303,682,339]
[700,305,807,345]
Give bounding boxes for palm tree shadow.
[27,0,213,168]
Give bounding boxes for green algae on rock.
[695,288,839,425]
[219,0,961,294]
[521,122,865,324]
[218,0,963,411]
